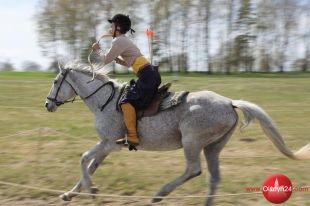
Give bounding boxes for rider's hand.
[91,43,100,51]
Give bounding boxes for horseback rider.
[92,14,161,146]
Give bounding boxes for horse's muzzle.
[45,100,57,112]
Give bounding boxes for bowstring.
[88,34,112,83]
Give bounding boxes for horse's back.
[137,90,237,150]
[182,90,237,125]
[186,90,232,106]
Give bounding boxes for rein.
[83,81,115,111]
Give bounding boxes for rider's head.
[108,14,135,38]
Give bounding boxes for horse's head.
[45,64,77,112]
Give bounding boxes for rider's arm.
[96,39,126,66]
[115,57,130,67]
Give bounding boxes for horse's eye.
[54,80,58,84]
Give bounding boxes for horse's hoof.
[91,186,99,194]
[60,193,72,201]
[90,186,99,198]
[152,197,163,203]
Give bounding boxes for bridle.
[48,33,116,110]
[46,70,75,106]
[46,69,115,111]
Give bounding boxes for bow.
[88,34,112,82]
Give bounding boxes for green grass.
[0,71,55,78]
[0,71,309,206]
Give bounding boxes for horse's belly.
[137,113,182,151]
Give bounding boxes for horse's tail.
[232,100,310,160]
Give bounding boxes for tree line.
[35,0,310,73]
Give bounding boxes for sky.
[0,0,151,71]
[0,1,307,72]
[0,0,50,71]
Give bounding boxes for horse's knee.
[194,170,202,177]
[184,165,201,181]
[81,152,91,165]
[88,161,100,174]
[186,170,201,181]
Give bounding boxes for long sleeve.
[96,35,143,68]
[115,57,130,67]
[97,39,126,65]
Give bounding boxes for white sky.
[0,0,50,71]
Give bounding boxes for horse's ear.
[58,61,64,73]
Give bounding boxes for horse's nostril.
[45,102,48,108]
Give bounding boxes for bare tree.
[0,60,15,71]
[35,0,308,73]
[255,0,277,72]
[149,0,174,71]
[233,0,256,72]
[274,0,298,72]
[225,0,235,74]
[301,1,310,71]
[164,0,173,72]
[203,0,212,73]
[36,0,60,60]
[179,0,191,72]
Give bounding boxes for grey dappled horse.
[45,63,309,206]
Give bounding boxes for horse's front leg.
[60,152,105,201]
[60,140,116,201]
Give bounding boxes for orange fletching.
[146,29,154,39]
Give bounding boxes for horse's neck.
[68,71,119,114]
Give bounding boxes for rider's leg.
[116,103,140,145]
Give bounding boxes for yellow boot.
[116,103,140,145]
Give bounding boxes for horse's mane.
[64,61,111,82]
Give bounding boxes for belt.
[132,56,150,74]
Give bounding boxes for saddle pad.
[159,91,189,111]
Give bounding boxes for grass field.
[0,71,309,206]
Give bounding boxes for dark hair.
[108,14,135,34]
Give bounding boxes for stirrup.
[115,139,138,151]
[115,135,139,147]
[115,134,129,145]
[115,138,129,145]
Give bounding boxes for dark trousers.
[119,65,161,110]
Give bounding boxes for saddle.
[117,82,189,119]
[139,83,189,119]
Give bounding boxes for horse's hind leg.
[203,147,220,206]
[203,122,237,206]
[152,140,202,203]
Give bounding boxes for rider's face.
[109,23,115,35]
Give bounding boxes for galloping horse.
[45,62,309,206]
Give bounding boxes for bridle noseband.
[46,70,75,106]
[46,69,115,111]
